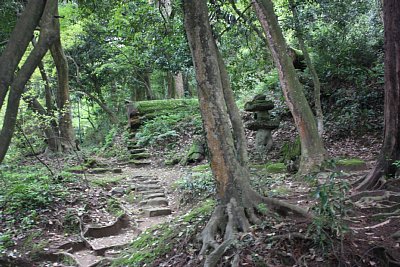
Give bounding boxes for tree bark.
[50,4,75,150]
[289,0,324,137]
[0,0,46,110]
[22,92,62,152]
[0,0,58,164]
[183,1,310,265]
[174,72,185,99]
[252,0,326,174]
[166,71,175,98]
[356,0,400,190]
[80,91,119,124]
[143,72,154,100]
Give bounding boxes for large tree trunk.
[356,0,400,190]
[289,0,324,137]
[0,0,46,110]
[50,5,75,150]
[252,0,326,174]
[0,0,58,164]
[183,1,310,266]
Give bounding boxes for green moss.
[281,137,301,161]
[192,164,210,172]
[64,165,86,173]
[137,99,199,118]
[182,199,215,223]
[266,163,286,173]
[336,158,365,166]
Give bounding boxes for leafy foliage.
[307,171,350,253]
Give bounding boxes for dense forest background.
[1,0,399,266]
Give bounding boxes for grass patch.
[0,164,68,227]
[192,164,210,172]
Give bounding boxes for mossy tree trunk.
[356,0,400,190]
[289,0,324,137]
[50,4,75,150]
[183,1,310,266]
[252,0,326,174]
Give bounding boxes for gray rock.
[139,197,168,207]
[110,187,125,196]
[144,207,172,217]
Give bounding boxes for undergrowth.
[113,199,215,267]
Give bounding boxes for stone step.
[130,152,150,160]
[139,197,168,207]
[129,148,146,154]
[134,184,162,191]
[136,180,159,185]
[144,207,172,217]
[139,189,165,195]
[129,160,151,166]
[143,193,166,199]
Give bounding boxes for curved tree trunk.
[50,5,75,150]
[0,0,58,164]
[289,0,324,137]
[252,0,326,174]
[183,1,310,266]
[0,0,46,110]
[356,0,400,190]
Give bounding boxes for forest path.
[41,164,186,267]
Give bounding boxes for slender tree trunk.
[356,0,400,190]
[49,4,75,150]
[166,72,175,98]
[81,91,119,124]
[182,70,191,97]
[22,92,62,152]
[0,0,46,110]
[143,72,154,100]
[252,0,326,174]
[289,0,324,136]
[183,1,310,265]
[0,0,58,164]
[174,72,185,99]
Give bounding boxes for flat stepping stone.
[129,160,151,166]
[139,189,165,195]
[130,152,150,160]
[87,229,139,252]
[137,180,159,185]
[143,193,166,199]
[139,197,168,207]
[129,148,146,154]
[135,184,162,191]
[144,207,172,217]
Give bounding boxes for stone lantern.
[244,95,279,154]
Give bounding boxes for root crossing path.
[43,166,183,267]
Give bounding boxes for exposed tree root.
[198,189,311,267]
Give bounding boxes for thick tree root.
[198,191,311,267]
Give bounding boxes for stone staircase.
[45,174,174,266]
[127,137,152,167]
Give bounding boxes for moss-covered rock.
[336,158,366,171]
[266,163,287,173]
[136,99,199,119]
[65,165,87,174]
